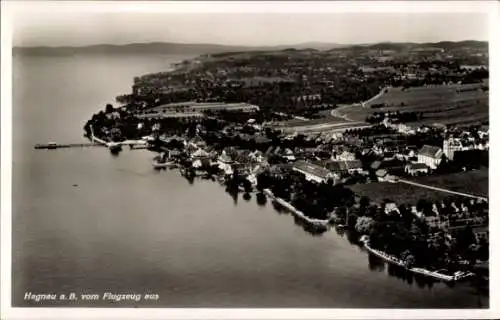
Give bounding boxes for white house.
[217,151,234,166]
[405,163,429,176]
[417,145,443,169]
[283,148,296,162]
[336,150,356,161]
[384,202,400,215]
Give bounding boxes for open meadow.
[348,169,488,205]
[348,181,455,205]
[408,169,488,198]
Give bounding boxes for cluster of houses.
[149,110,489,249]
[371,197,489,246]
[287,134,487,185]
[151,112,488,189]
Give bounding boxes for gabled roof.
[345,160,363,170]
[219,154,233,163]
[190,135,205,144]
[293,160,332,179]
[376,169,388,177]
[264,146,274,156]
[419,145,443,159]
[407,163,428,170]
[323,160,363,172]
[254,135,272,144]
[324,161,341,172]
[192,149,209,157]
[371,161,382,170]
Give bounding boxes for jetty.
[34,138,147,151]
[34,143,105,149]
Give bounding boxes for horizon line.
[13,39,489,49]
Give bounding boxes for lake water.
[12,53,488,308]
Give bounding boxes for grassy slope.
[342,84,489,126]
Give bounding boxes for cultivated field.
[348,181,455,205]
[272,114,369,134]
[280,116,348,127]
[408,169,488,198]
[342,83,489,126]
[349,169,488,205]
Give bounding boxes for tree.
[360,196,371,209]
[456,224,478,258]
[105,103,114,114]
[355,216,375,235]
[404,253,416,268]
[242,178,252,193]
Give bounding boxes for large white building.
[417,145,443,169]
[292,160,335,184]
[152,101,260,113]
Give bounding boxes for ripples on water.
[12,54,488,308]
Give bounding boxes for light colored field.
[364,84,487,109]
[277,118,368,134]
[293,122,368,133]
[341,83,489,126]
[280,116,347,127]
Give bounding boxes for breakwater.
[263,189,330,228]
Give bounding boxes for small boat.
[152,153,174,169]
[152,160,172,169]
[47,141,57,149]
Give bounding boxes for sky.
[8,2,491,47]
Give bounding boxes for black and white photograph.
[1,1,498,319]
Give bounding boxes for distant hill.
[420,40,488,50]
[329,40,488,52]
[13,42,255,56]
[13,41,346,56]
[13,40,486,56]
[272,42,346,51]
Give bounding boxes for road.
[397,178,488,201]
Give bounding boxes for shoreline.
[361,239,475,282]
